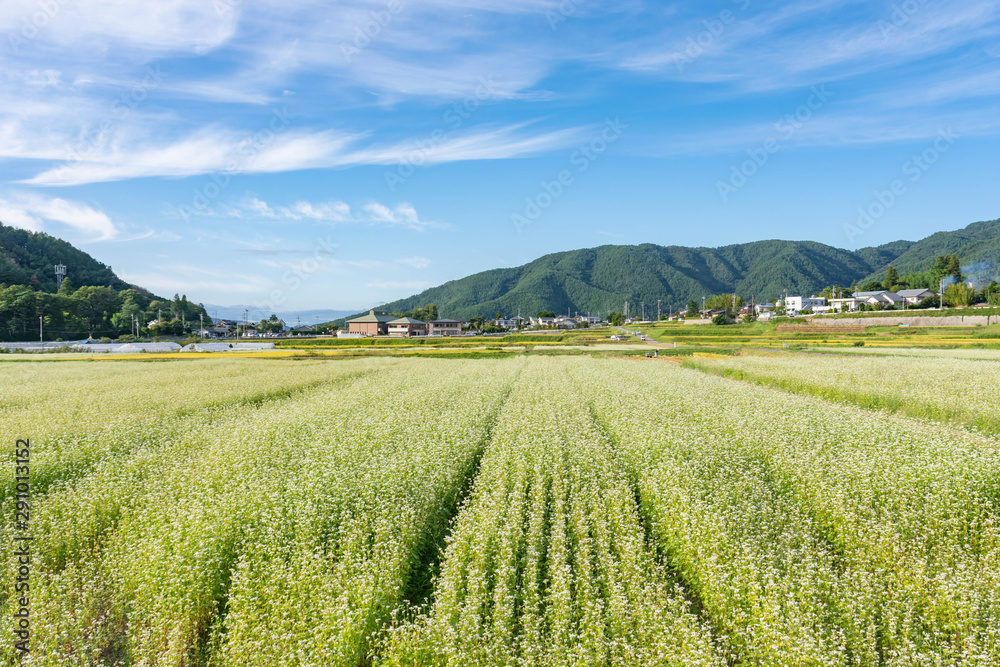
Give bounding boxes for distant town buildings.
[346,310,467,337]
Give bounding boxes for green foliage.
[0,223,211,340]
[884,266,900,291]
[0,222,131,292]
[986,282,1000,306]
[258,314,284,334]
[944,282,975,307]
[340,218,1000,324]
[608,311,625,326]
[705,293,743,314]
[711,313,728,325]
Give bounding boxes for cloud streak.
[0,191,119,240]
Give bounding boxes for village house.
[897,288,936,304]
[427,319,465,336]
[531,316,557,327]
[856,290,905,308]
[494,315,527,330]
[388,317,429,337]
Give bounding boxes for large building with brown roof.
[347,310,395,336]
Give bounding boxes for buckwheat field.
[2,354,998,666]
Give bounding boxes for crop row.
[1,358,523,665]
[683,351,1000,435]
[572,358,1000,665]
[383,360,722,666]
[0,358,392,505]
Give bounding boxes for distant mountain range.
[201,305,355,325]
[6,217,999,324]
[348,218,1000,321]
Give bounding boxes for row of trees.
[0,280,210,341]
[391,303,439,322]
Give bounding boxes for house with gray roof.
[897,288,936,304]
[388,317,428,337]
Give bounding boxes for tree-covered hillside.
[349,217,1000,321]
[351,240,886,321]
[0,222,212,341]
[0,222,132,292]
[859,218,1000,282]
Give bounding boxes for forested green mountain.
[858,218,1000,282]
[1,222,212,341]
[355,218,1000,320]
[0,222,133,292]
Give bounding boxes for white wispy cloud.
[0,0,238,53]
[618,0,1000,94]
[18,122,586,186]
[0,191,119,240]
[226,198,439,232]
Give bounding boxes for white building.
[785,296,827,315]
[494,316,527,330]
[830,297,864,312]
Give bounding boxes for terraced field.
[2,355,998,665]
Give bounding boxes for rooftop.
[349,309,396,323]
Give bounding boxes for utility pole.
[657,299,661,321]
[39,316,43,343]
[200,313,204,334]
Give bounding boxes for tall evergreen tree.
[884,266,899,291]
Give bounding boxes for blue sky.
[1,0,999,312]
